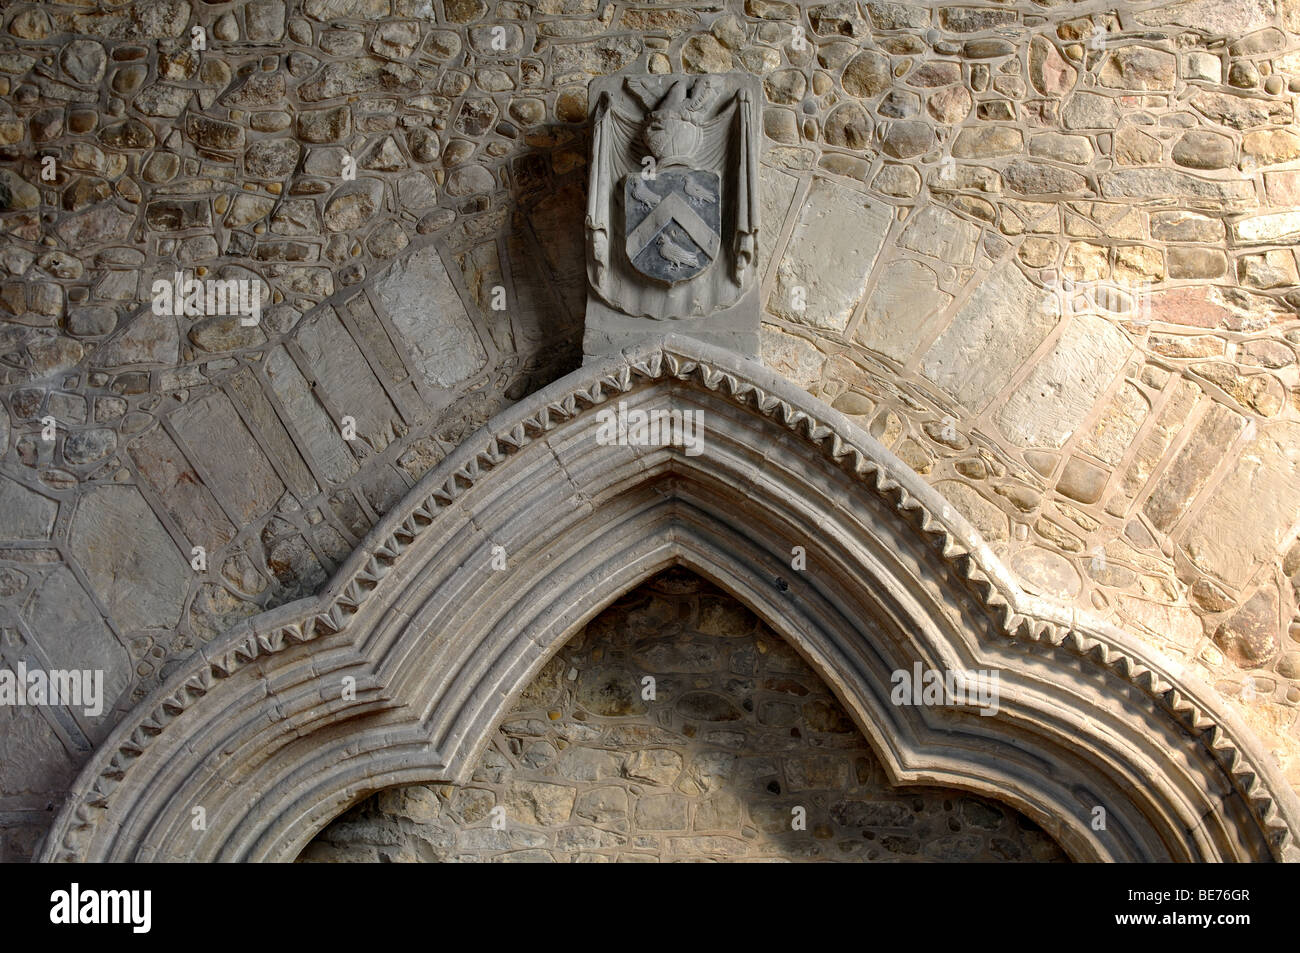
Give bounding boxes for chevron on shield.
[623,170,721,285]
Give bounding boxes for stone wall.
[301,569,1067,862]
[0,0,1298,861]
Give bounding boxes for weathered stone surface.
[61,39,107,85]
[681,35,732,73]
[372,20,421,58]
[872,163,920,198]
[94,311,180,368]
[66,307,118,338]
[879,120,934,159]
[927,85,971,124]
[841,51,890,98]
[1243,130,1300,168]
[264,345,359,486]
[128,425,237,550]
[222,72,286,108]
[809,1,869,35]
[769,180,892,331]
[299,60,417,101]
[1214,588,1279,667]
[1062,92,1120,129]
[823,102,872,149]
[1137,0,1273,33]
[69,485,188,632]
[227,366,318,500]
[1149,334,1225,361]
[763,68,806,104]
[938,7,1016,32]
[1239,339,1296,369]
[676,691,742,721]
[226,194,276,230]
[324,179,383,231]
[898,206,979,265]
[63,428,117,465]
[1172,130,1234,169]
[1144,404,1247,533]
[373,244,486,388]
[55,204,135,247]
[1028,133,1093,165]
[1237,251,1297,290]
[921,263,1058,410]
[550,37,640,76]
[996,316,1131,449]
[8,8,52,39]
[0,476,57,540]
[1149,211,1223,243]
[186,115,244,152]
[19,336,85,384]
[359,136,406,173]
[1029,36,1075,98]
[1079,383,1149,467]
[247,0,287,41]
[952,126,1023,158]
[1098,47,1176,91]
[1115,596,1203,649]
[0,169,40,211]
[1183,50,1221,83]
[306,0,390,18]
[748,0,796,18]
[762,107,798,143]
[1228,62,1260,90]
[21,565,131,723]
[1230,211,1300,245]
[865,1,929,30]
[1099,169,1255,204]
[1189,90,1291,130]
[504,780,576,826]
[934,480,1009,543]
[245,138,301,178]
[759,328,824,391]
[1186,422,1300,587]
[856,258,953,364]
[1011,547,1081,600]
[135,84,191,118]
[878,89,920,120]
[508,98,545,127]
[172,392,286,525]
[297,106,351,143]
[146,199,211,231]
[1056,456,1109,505]
[1003,160,1086,196]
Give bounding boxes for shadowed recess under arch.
[301,566,1071,863]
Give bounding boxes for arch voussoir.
[39,336,1300,864]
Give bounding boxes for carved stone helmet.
[637,78,716,168]
[644,112,701,167]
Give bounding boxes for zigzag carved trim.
[48,342,1293,861]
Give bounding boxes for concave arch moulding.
[39,337,1300,863]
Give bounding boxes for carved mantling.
[583,75,762,360]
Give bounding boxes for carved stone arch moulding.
[38,336,1300,863]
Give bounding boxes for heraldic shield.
[622,169,721,286]
[583,72,760,345]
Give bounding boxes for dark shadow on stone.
[300,568,1069,863]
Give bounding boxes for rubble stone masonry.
[1,0,1299,860]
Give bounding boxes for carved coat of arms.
[586,74,759,322]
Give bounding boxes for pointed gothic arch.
[39,337,1300,863]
